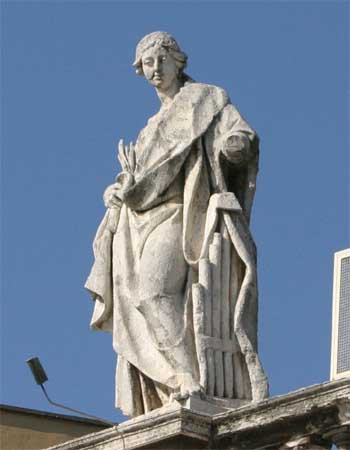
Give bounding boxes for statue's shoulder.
[181,82,230,107]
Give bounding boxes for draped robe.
[85,82,269,417]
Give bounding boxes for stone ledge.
[214,378,350,435]
[46,378,350,450]
[214,378,350,448]
[47,402,212,450]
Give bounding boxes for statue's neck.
[156,79,183,107]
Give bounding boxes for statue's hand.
[114,171,134,201]
[103,171,134,208]
[222,134,251,165]
[103,183,122,209]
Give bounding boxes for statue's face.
[141,45,178,91]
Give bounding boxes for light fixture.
[26,356,116,427]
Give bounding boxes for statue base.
[45,379,350,450]
[171,394,249,415]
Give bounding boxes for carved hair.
[133,31,188,77]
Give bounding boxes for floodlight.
[26,356,116,427]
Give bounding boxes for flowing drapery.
[85,82,268,416]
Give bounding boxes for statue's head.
[133,32,188,90]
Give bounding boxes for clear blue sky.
[1,1,348,424]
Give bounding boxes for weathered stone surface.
[85,31,268,418]
[46,401,211,450]
[323,399,350,450]
[214,378,350,449]
[46,379,350,450]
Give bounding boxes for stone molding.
[46,379,350,450]
[214,378,350,447]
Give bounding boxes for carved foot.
[170,375,204,402]
[178,381,203,400]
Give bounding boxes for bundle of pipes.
[192,225,245,399]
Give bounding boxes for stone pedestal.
[46,378,350,450]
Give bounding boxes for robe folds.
[85,82,269,417]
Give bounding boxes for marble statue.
[85,31,269,417]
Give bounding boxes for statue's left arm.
[203,94,259,223]
[216,103,258,166]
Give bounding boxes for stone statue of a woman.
[85,31,268,417]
